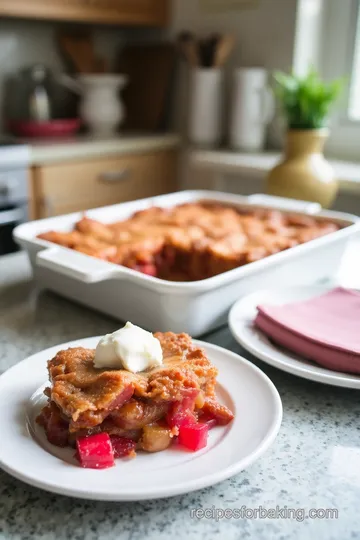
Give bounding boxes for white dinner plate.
[229,286,360,390]
[0,337,282,501]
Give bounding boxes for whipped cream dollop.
[93,322,163,373]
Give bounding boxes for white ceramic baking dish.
[13,191,360,336]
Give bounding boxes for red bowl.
[9,119,81,138]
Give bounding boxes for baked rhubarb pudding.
[37,201,341,282]
[37,323,234,469]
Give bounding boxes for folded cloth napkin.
[254,287,360,375]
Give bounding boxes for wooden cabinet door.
[0,0,169,26]
[32,150,178,219]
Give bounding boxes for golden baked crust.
[37,202,341,281]
[38,331,234,451]
[45,332,218,433]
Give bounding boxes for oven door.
[0,204,26,255]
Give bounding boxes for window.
[294,0,360,160]
[349,6,360,120]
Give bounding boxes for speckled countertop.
[1,248,360,540]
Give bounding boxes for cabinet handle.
[98,169,131,183]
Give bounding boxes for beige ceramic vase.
[267,129,338,208]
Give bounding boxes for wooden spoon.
[214,35,236,67]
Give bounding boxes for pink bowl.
[9,119,81,138]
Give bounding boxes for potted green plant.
[267,69,343,207]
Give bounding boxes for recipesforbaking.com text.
[190,505,338,522]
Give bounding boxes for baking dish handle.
[36,248,119,283]
[246,194,321,214]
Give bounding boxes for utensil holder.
[189,68,223,147]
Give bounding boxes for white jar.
[79,75,127,136]
[230,68,274,152]
[189,68,223,147]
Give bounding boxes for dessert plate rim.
[229,285,360,390]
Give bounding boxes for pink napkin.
[254,288,360,375]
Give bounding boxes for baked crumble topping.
[38,202,341,281]
[37,332,234,460]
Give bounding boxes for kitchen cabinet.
[0,0,169,27]
[30,149,178,219]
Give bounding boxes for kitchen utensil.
[9,119,81,138]
[189,68,223,146]
[199,34,220,67]
[230,67,274,151]
[0,336,282,500]
[178,32,199,67]
[229,286,360,389]
[13,191,360,337]
[58,31,96,74]
[61,75,127,135]
[178,32,232,68]
[214,35,235,67]
[118,44,177,131]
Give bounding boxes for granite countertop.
[27,133,181,166]
[1,249,360,540]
